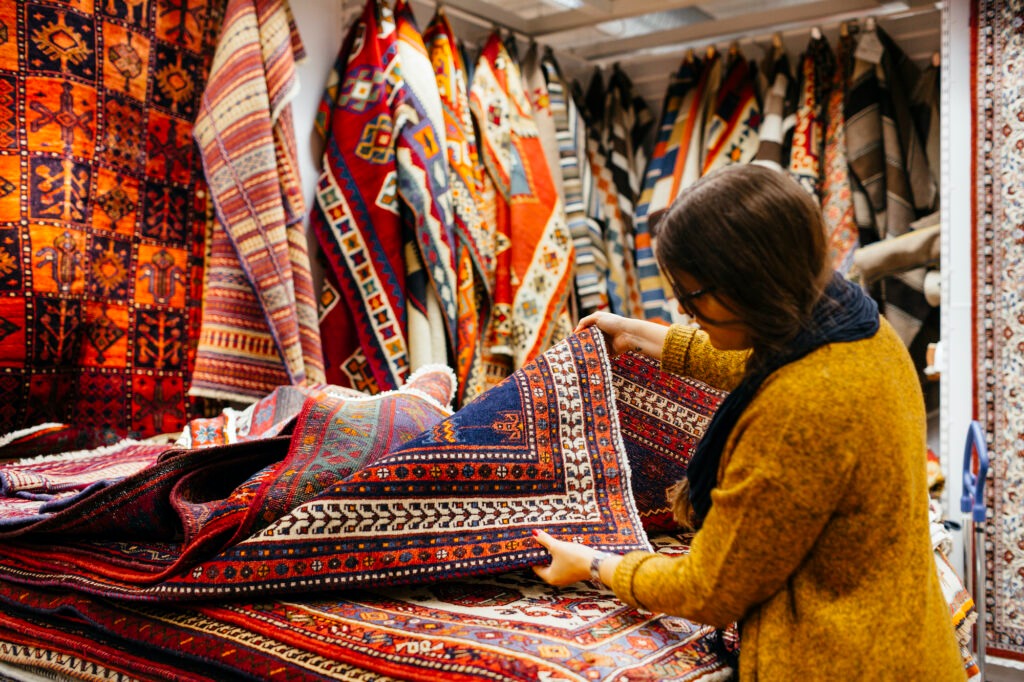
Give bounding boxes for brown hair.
[656,165,833,529]
[655,164,832,377]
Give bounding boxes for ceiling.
[403,0,942,112]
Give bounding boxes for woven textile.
[787,36,833,197]
[0,328,650,600]
[174,383,361,448]
[541,50,608,317]
[599,67,648,320]
[521,43,563,204]
[752,47,794,171]
[873,29,936,347]
[191,0,323,402]
[602,66,653,215]
[470,33,574,372]
[423,9,490,406]
[633,55,702,324]
[701,53,761,176]
[0,533,728,682]
[312,0,409,393]
[612,351,725,531]
[0,440,168,528]
[634,53,719,324]
[0,0,225,439]
[974,0,1024,661]
[821,36,858,273]
[394,0,458,375]
[845,36,886,247]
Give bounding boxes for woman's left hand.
[531,530,598,587]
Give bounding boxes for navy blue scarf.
[687,274,879,527]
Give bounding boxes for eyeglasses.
[669,279,715,318]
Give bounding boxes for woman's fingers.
[574,313,602,333]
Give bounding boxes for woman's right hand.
[575,311,670,359]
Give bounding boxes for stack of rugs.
[0,327,976,680]
[0,328,732,681]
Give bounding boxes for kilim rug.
[611,351,726,532]
[973,0,1024,661]
[191,0,324,402]
[0,0,226,440]
[470,32,575,373]
[423,8,491,407]
[0,532,730,682]
[175,383,365,449]
[312,0,410,394]
[0,439,169,529]
[0,328,651,600]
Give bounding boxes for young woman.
[532,165,965,680]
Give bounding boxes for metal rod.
[976,526,986,680]
[587,4,938,67]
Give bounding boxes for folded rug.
[0,327,651,600]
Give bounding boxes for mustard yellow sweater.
[610,320,965,680]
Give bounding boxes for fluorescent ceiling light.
[596,8,710,38]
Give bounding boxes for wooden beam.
[434,0,533,35]
[570,0,890,61]
[528,0,705,38]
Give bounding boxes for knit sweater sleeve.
[609,363,860,626]
[660,324,749,391]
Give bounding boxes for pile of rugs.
[0,327,733,681]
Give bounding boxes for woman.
[532,165,964,680]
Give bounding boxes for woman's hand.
[531,530,595,586]
[575,311,670,359]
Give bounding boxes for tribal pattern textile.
[974,0,1024,661]
[821,36,858,274]
[0,329,650,600]
[589,134,641,321]
[0,440,168,529]
[599,67,647,321]
[175,383,365,448]
[541,50,608,317]
[394,0,458,375]
[602,66,653,218]
[0,0,225,439]
[702,53,761,176]
[0,607,212,682]
[633,55,702,324]
[312,0,409,394]
[0,533,729,682]
[424,9,490,406]
[635,53,721,325]
[611,351,725,531]
[470,33,575,372]
[521,44,563,205]
[788,36,833,198]
[191,0,323,402]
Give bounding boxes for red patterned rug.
[0,439,169,528]
[0,0,226,440]
[611,351,726,531]
[0,328,651,600]
[0,532,728,682]
[973,0,1024,661]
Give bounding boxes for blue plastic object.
[961,420,989,523]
